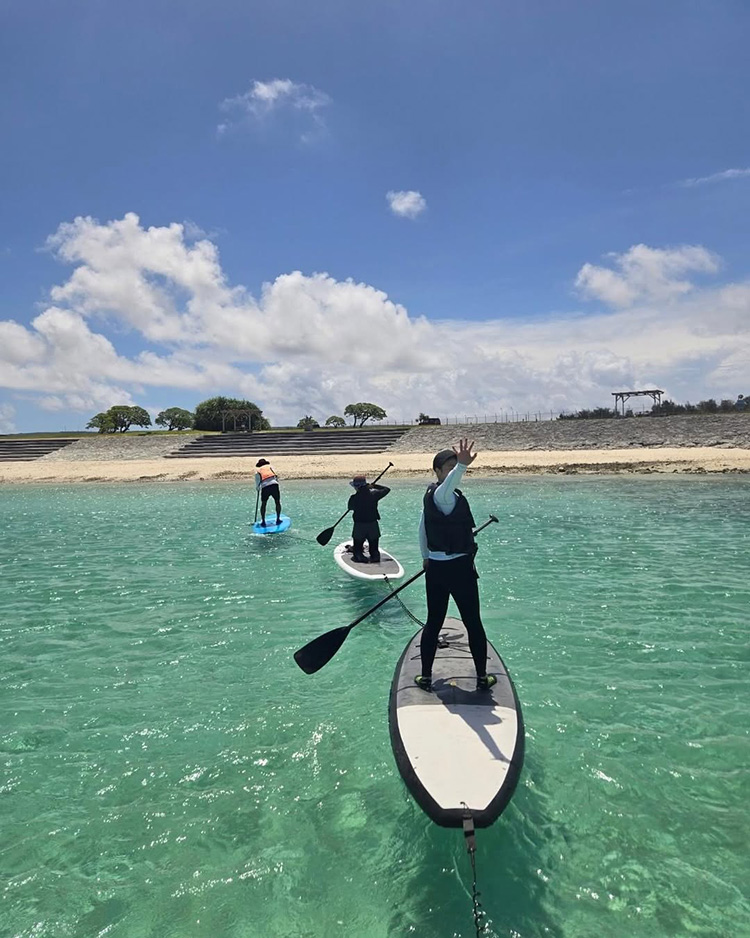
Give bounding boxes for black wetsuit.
[420,482,488,679]
[347,484,390,562]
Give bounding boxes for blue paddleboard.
[252,514,291,534]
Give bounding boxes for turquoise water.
[1,478,748,938]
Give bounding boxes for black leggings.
[260,484,281,518]
[420,554,487,679]
[352,521,380,560]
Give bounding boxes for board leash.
[383,575,426,628]
[383,578,486,937]
[279,531,319,546]
[462,807,487,937]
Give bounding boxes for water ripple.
[1,478,748,937]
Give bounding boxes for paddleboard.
[333,541,405,581]
[252,514,291,534]
[389,616,524,828]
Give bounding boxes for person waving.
[415,438,494,692]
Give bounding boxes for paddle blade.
[294,625,353,674]
[316,526,335,546]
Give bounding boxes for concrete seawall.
[389,414,750,453]
[38,434,187,461]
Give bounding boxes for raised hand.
[453,437,477,466]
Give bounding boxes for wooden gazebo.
[220,409,261,432]
[611,389,664,416]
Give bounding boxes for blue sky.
[1,0,748,431]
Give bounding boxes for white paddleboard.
[389,616,524,828]
[333,541,405,581]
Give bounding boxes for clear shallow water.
[1,478,748,938]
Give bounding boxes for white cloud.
[386,190,427,219]
[218,79,331,139]
[1,215,748,424]
[0,320,47,363]
[575,244,720,308]
[678,167,750,187]
[0,403,16,434]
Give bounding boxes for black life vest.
[349,488,381,523]
[423,484,476,554]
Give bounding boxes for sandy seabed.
[1,448,750,484]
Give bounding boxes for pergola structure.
[611,389,664,416]
[220,409,261,432]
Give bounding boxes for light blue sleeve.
[432,462,467,515]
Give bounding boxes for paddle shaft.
[345,515,498,628]
[349,570,424,628]
[316,461,394,543]
[371,461,394,485]
[294,515,498,674]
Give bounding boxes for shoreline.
[1,447,749,484]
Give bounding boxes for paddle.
[315,461,394,546]
[295,515,499,674]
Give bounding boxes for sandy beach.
[2,447,749,484]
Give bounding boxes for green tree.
[108,405,152,431]
[297,415,320,430]
[697,399,718,413]
[193,396,270,431]
[324,415,346,428]
[86,412,117,433]
[86,406,151,432]
[155,407,194,430]
[344,402,387,427]
[651,399,687,416]
[558,407,618,420]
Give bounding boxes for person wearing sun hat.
[414,438,495,693]
[346,473,391,563]
[255,458,282,527]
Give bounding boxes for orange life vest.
[258,465,277,483]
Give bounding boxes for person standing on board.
[415,438,495,692]
[255,459,282,527]
[347,475,391,563]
